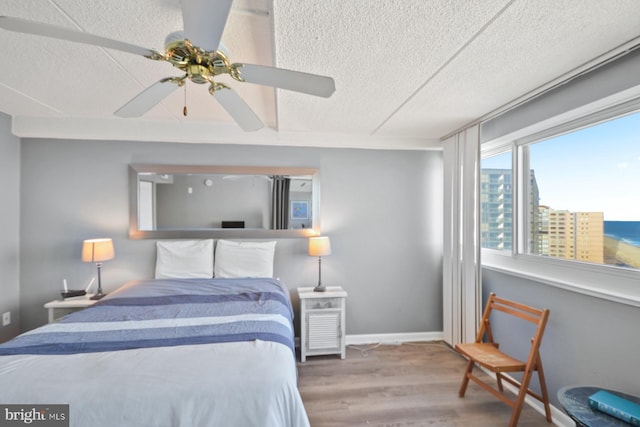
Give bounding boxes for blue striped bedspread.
[0,278,295,356]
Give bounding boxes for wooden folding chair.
[455,293,552,427]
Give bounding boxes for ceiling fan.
[0,0,336,131]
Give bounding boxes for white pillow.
[155,239,214,279]
[214,240,276,278]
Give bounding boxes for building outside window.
[480,152,512,251]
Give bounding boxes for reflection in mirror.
[129,165,320,239]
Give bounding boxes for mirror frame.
[129,164,321,239]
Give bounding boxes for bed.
[0,240,309,427]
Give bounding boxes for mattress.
[0,278,309,427]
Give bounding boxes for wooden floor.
[297,342,554,427]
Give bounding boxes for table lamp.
[82,238,114,300]
[308,236,331,292]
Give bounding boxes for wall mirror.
[129,164,320,239]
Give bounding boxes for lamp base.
[313,284,326,292]
[90,292,106,300]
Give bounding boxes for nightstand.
[44,296,97,323]
[298,286,347,362]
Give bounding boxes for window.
[482,107,640,273]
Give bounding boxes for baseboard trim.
[345,331,444,345]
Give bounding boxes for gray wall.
[0,113,20,341]
[482,268,640,408]
[19,138,444,336]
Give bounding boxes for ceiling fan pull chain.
[183,83,188,116]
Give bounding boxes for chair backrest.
[476,293,550,353]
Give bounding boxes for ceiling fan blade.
[238,64,336,98]
[214,88,264,132]
[115,78,182,118]
[0,16,156,57]
[181,0,233,52]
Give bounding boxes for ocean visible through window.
[603,221,640,268]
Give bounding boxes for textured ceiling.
[1,0,640,149]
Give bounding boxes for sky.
[482,110,640,221]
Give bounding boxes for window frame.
[481,97,640,308]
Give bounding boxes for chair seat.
[456,342,526,372]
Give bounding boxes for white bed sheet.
[0,339,309,427]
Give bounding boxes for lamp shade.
[82,238,115,263]
[308,236,331,257]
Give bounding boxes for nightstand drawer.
[304,297,343,310]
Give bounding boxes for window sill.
[482,250,640,308]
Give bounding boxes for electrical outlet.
[2,312,10,326]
